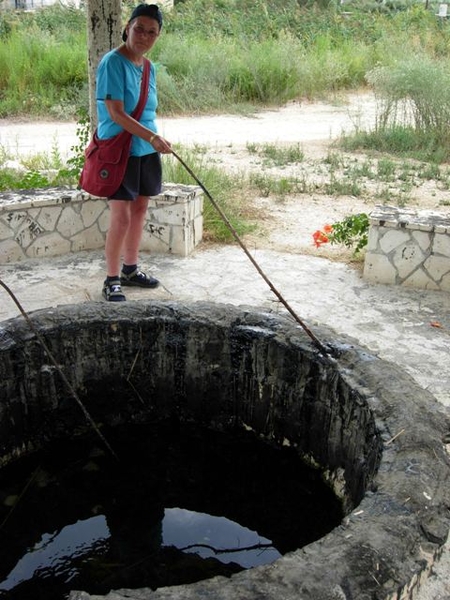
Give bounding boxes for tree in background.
[85,0,121,129]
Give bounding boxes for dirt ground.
[1,93,450,599]
[175,96,449,267]
[2,91,449,267]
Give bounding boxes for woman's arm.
[105,99,172,154]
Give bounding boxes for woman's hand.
[151,134,172,154]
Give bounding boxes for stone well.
[0,301,449,600]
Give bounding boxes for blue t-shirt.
[96,49,158,157]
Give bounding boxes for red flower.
[312,224,333,247]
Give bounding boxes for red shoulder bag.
[79,58,150,198]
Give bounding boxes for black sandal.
[120,268,159,288]
[102,279,126,302]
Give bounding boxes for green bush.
[341,55,450,161]
[0,19,87,117]
[328,213,369,254]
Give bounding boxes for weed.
[417,162,441,180]
[2,1,450,243]
[325,176,363,197]
[246,143,258,155]
[328,213,370,254]
[375,182,412,206]
[57,110,90,181]
[347,159,374,179]
[0,168,50,192]
[376,157,396,181]
[249,172,307,197]
[164,146,254,242]
[3,2,450,118]
[324,151,344,169]
[247,143,305,166]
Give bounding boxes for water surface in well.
[0,421,343,599]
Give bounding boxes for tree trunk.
[85,0,122,130]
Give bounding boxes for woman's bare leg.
[122,195,150,267]
[105,200,131,276]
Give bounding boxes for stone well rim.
[0,300,449,600]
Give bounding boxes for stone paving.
[1,245,449,405]
[1,245,450,599]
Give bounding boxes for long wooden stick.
[171,149,332,358]
[0,279,118,461]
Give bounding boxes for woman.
[96,3,172,302]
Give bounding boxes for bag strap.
[89,58,150,144]
[131,58,150,122]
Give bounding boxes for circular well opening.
[0,301,448,600]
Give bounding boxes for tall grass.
[341,55,450,161]
[1,0,450,117]
[163,147,255,241]
[0,6,87,117]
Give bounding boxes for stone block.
[0,219,13,242]
[149,201,189,227]
[98,209,110,233]
[363,253,397,285]
[14,214,46,250]
[0,238,26,263]
[193,214,203,247]
[433,232,450,257]
[411,230,432,252]
[379,229,410,254]
[27,232,71,259]
[170,215,203,256]
[80,199,108,229]
[141,221,171,254]
[402,267,439,291]
[365,226,379,251]
[393,241,425,280]
[417,223,433,232]
[38,205,62,231]
[148,191,203,229]
[57,206,84,238]
[423,254,450,282]
[364,205,450,292]
[441,271,450,292]
[71,224,105,253]
[3,211,28,235]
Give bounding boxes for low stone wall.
[363,205,450,292]
[0,183,203,264]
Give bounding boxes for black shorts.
[109,152,162,201]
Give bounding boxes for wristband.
[149,133,157,144]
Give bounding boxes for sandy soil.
[175,96,448,261]
[2,91,448,266]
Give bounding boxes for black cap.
[122,4,163,41]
